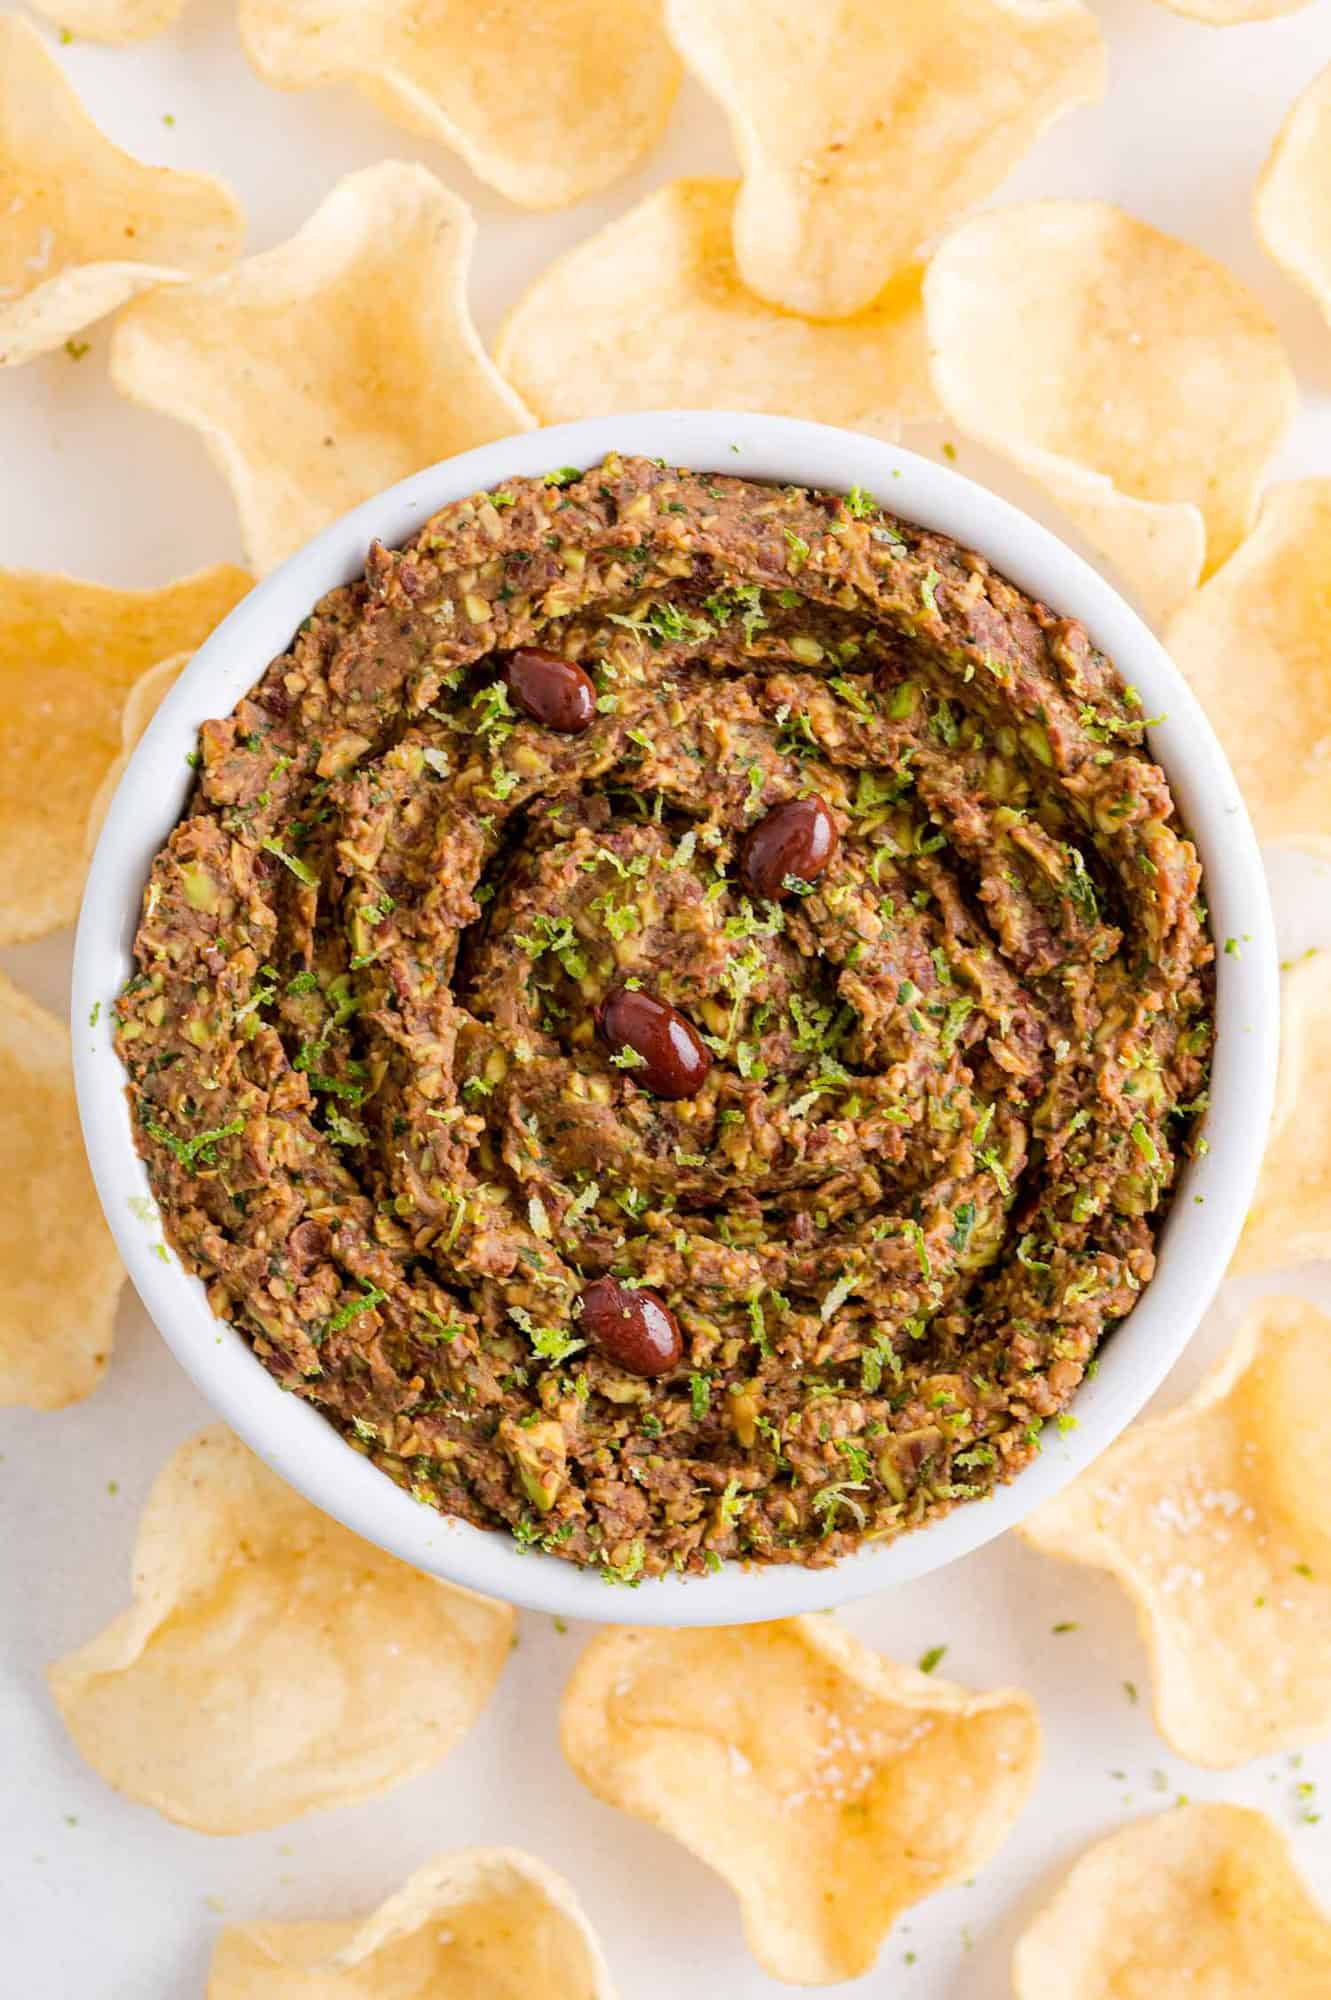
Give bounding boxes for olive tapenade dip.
[119,455,1213,1583]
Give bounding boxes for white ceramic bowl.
[74,411,1279,1625]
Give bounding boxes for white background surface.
[3,3,1331,1994]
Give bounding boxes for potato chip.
[0,975,124,1411]
[239,0,678,211]
[495,179,937,437]
[1158,0,1315,20]
[1022,1295,1331,1768]
[26,0,184,42]
[1257,66,1331,324]
[208,1846,616,1999]
[84,650,189,858]
[49,1425,514,1832]
[560,1617,1039,1985]
[110,162,533,573]
[1015,1803,1331,1996]
[664,0,1105,321]
[0,565,250,946]
[1164,481,1331,854]
[0,15,244,368]
[1009,451,1207,630]
[1232,953,1331,1275]
[925,202,1295,618]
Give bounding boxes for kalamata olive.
[576,1276,682,1376]
[739,794,837,899]
[502,647,596,733]
[596,986,711,1100]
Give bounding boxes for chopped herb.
[324,1282,387,1336]
[144,1113,244,1170]
[261,836,317,887]
[812,1481,868,1531]
[820,1268,858,1322]
[1129,1118,1159,1166]
[608,600,713,648]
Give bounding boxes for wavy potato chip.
[208,1847,616,1999]
[495,179,937,436]
[925,202,1295,619]
[0,975,124,1411]
[1164,481,1331,855]
[0,565,250,945]
[1157,0,1316,20]
[665,0,1105,322]
[1014,1803,1331,1997]
[110,162,533,573]
[561,1617,1039,1985]
[1232,953,1331,1275]
[49,1426,514,1833]
[25,0,185,42]
[239,0,678,210]
[83,649,189,858]
[1022,1296,1331,1767]
[1258,66,1331,324]
[1008,449,1207,630]
[0,15,243,368]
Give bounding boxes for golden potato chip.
[239,0,678,210]
[1232,953,1331,1275]
[561,1617,1039,1985]
[84,650,189,858]
[208,1847,616,1999]
[49,1426,514,1833]
[1013,1804,1331,1997]
[26,0,184,42]
[1257,65,1331,324]
[1022,1295,1331,1768]
[495,179,937,436]
[1158,0,1315,19]
[0,975,124,1411]
[110,162,533,573]
[664,0,1105,321]
[1008,452,1207,630]
[1164,481,1331,854]
[0,15,244,368]
[0,565,250,946]
[925,201,1295,618]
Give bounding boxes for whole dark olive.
[739,795,837,899]
[596,986,711,1100]
[501,647,596,733]
[576,1276,682,1376]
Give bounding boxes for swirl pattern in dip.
[118,456,1213,1580]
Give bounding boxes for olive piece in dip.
[595,986,710,1099]
[739,795,837,899]
[577,1277,682,1377]
[502,646,596,733]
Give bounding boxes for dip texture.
[118,456,1213,1580]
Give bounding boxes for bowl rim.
[73,410,1279,1625]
